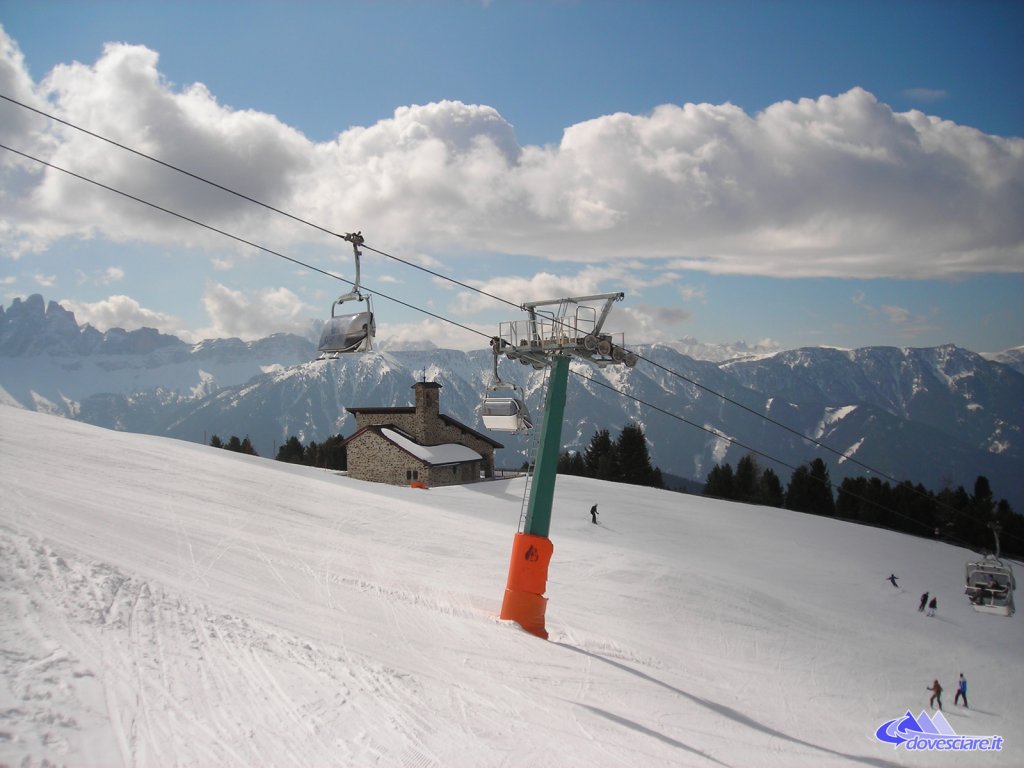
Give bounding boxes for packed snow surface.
[1,405,1021,767]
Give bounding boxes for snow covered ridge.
[2,294,1023,510]
[1,405,1021,766]
[983,345,1024,375]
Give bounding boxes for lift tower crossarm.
[520,292,624,339]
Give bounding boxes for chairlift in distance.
[317,232,375,359]
[480,337,534,433]
[964,523,1016,617]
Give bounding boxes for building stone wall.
[345,428,482,488]
[345,431,421,486]
[352,410,419,435]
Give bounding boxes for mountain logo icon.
[875,709,1003,752]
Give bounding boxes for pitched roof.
[346,406,415,415]
[381,428,482,465]
[344,407,503,448]
[343,425,484,467]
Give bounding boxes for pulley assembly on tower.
[479,292,637,435]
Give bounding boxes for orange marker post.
[499,532,554,639]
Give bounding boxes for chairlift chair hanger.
[480,336,534,433]
[317,232,376,359]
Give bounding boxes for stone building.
[343,381,503,487]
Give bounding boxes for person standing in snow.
[590,504,599,524]
[927,679,943,710]
[927,597,937,617]
[887,573,899,588]
[919,592,929,612]
[954,673,969,708]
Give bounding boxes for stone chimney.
[412,381,442,442]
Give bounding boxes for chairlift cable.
[569,368,985,550]
[2,138,1015,551]
[0,93,523,312]
[0,95,1008,493]
[0,143,491,346]
[0,93,344,241]
[629,349,904,485]
[0,92,940,492]
[2,105,1017,549]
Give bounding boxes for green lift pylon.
[522,355,569,539]
[494,294,636,638]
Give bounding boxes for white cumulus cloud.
[197,282,312,341]
[60,294,183,335]
[1,26,1022,283]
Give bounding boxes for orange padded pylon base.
[500,589,549,639]
[499,533,554,639]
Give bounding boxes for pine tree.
[758,467,785,507]
[557,450,586,476]
[734,454,760,503]
[276,436,305,463]
[582,429,616,479]
[317,435,347,470]
[703,463,735,499]
[785,459,835,516]
[615,423,662,487]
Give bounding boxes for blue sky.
[1,1,1022,353]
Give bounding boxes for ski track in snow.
[1,529,511,767]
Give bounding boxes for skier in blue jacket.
[954,673,969,708]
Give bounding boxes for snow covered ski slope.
[1,405,1021,766]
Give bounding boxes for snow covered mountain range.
[2,294,1022,509]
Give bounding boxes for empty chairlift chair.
[480,337,534,433]
[318,299,375,357]
[481,382,534,433]
[316,232,375,359]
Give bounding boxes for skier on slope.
[919,592,929,612]
[590,504,599,524]
[927,597,937,617]
[954,673,968,708]
[927,679,943,710]
[887,573,899,588]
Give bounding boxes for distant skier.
[590,504,599,524]
[927,679,943,710]
[954,673,968,708]
[919,592,929,612]
[887,573,899,588]
[927,597,937,617]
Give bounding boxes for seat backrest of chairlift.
[319,311,373,352]
[482,398,520,417]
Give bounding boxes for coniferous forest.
[701,452,1023,559]
[274,434,347,470]
[556,423,665,489]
